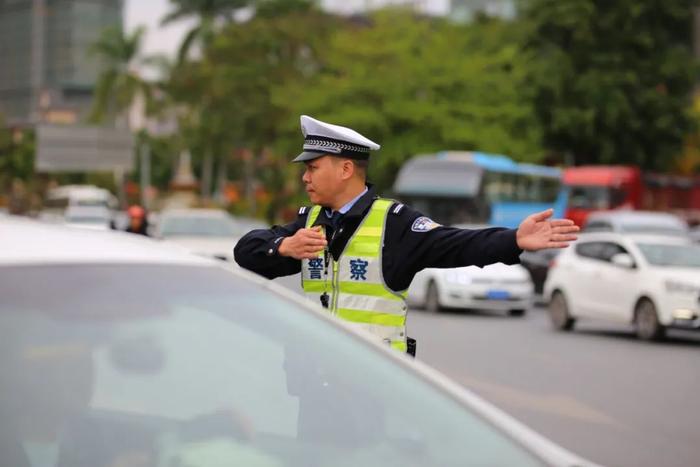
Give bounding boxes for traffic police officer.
[234,115,579,355]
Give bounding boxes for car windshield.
[234,217,268,235]
[66,216,109,224]
[567,185,626,209]
[0,264,542,467]
[636,243,700,267]
[74,199,109,208]
[160,216,237,237]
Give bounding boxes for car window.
[0,264,542,467]
[568,185,616,209]
[597,242,629,262]
[233,217,269,236]
[159,216,237,237]
[575,242,603,259]
[575,241,628,262]
[636,243,700,267]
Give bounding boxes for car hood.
[655,268,700,285]
[162,236,238,259]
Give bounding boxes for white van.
[41,185,118,229]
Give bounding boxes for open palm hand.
[516,209,579,251]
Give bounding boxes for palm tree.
[161,0,252,64]
[89,26,158,208]
[89,26,151,127]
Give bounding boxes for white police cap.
[293,115,380,163]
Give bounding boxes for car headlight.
[664,280,699,294]
[445,272,472,285]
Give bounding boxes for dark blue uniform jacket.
[234,185,522,292]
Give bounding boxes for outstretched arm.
[381,206,525,291]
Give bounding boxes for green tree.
[89,25,152,126]
[279,10,541,190]
[522,0,699,169]
[159,6,540,218]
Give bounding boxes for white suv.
[544,232,700,340]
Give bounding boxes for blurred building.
[450,0,516,21]
[0,0,123,126]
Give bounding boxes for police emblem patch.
[411,216,441,232]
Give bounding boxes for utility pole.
[29,0,46,124]
[140,142,151,209]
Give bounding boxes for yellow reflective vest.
[301,198,409,352]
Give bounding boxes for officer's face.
[302,156,344,206]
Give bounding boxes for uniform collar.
[325,187,368,217]
[344,184,376,218]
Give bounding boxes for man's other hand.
[278,226,328,259]
[516,209,579,251]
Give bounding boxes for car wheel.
[549,291,575,331]
[635,299,665,341]
[425,280,441,314]
[508,309,526,317]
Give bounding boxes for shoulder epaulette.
[391,203,405,215]
[298,206,309,216]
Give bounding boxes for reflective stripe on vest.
[301,199,408,352]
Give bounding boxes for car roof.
[47,184,111,198]
[0,216,214,266]
[576,231,693,245]
[586,210,686,224]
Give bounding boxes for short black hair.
[351,159,369,178]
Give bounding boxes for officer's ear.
[339,158,355,181]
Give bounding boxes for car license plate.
[487,290,510,300]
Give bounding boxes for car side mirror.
[611,253,635,269]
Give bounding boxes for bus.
[393,151,566,228]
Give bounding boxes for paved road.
[409,306,700,467]
[273,275,700,466]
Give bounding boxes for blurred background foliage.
[2,0,699,221]
[523,0,699,170]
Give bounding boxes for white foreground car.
[0,216,601,467]
[408,262,534,316]
[544,232,700,340]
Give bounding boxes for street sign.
[35,125,135,172]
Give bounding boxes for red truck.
[563,166,700,226]
[563,166,643,226]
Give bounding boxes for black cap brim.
[293,151,327,163]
